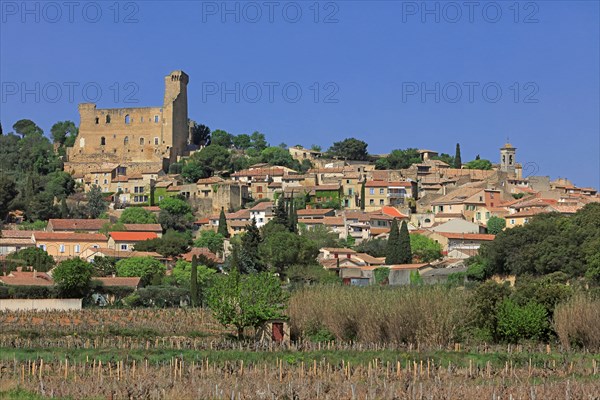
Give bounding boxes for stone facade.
[66,71,189,175]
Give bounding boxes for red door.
[272,322,284,342]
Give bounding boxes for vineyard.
[1,310,600,399]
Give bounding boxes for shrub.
[496,299,548,343]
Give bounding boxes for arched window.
[106,115,111,124]
[100,137,106,146]
[124,136,129,145]
[139,137,145,145]
[125,115,131,124]
[95,117,99,124]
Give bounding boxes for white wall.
[0,298,82,311]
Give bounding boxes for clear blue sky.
[1,1,598,188]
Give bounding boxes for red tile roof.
[366,180,411,188]
[1,230,41,238]
[388,263,430,270]
[381,206,408,219]
[0,270,54,286]
[321,248,356,254]
[181,247,222,263]
[297,208,335,216]
[123,224,163,232]
[250,202,274,211]
[109,232,158,242]
[48,219,109,231]
[34,232,108,242]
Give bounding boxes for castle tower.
[162,70,189,163]
[500,142,517,174]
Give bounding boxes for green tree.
[464,159,493,170]
[259,230,318,275]
[398,221,412,264]
[91,256,117,277]
[360,180,366,211]
[327,138,369,161]
[496,300,548,343]
[119,207,158,224]
[232,133,252,150]
[50,121,78,147]
[298,224,339,249]
[0,175,17,220]
[410,234,442,262]
[116,257,166,286]
[206,271,287,338]
[86,185,107,219]
[52,258,93,298]
[385,219,401,264]
[355,238,388,257]
[193,230,225,255]
[454,143,462,168]
[487,216,506,234]
[6,247,55,272]
[59,197,70,218]
[167,259,215,289]
[190,256,199,306]
[158,197,193,232]
[13,119,43,137]
[239,218,263,273]
[260,146,297,168]
[375,148,421,170]
[217,207,230,238]
[26,191,58,221]
[189,122,211,146]
[287,264,340,287]
[134,230,191,257]
[273,196,289,227]
[182,144,232,182]
[210,130,234,148]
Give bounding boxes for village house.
[289,145,322,162]
[32,232,109,259]
[0,230,36,256]
[0,267,54,286]
[425,232,495,258]
[248,201,275,228]
[47,219,109,233]
[363,181,414,212]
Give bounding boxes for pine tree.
[274,195,289,227]
[385,219,401,264]
[360,181,366,211]
[398,220,413,264]
[240,217,263,273]
[454,143,462,169]
[190,255,199,307]
[217,207,230,238]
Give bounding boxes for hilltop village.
[1,70,598,291]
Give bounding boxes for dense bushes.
[288,286,470,345]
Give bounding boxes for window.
[348,188,353,195]
[59,244,65,253]
[124,136,129,145]
[510,219,515,225]
[121,244,128,250]
[370,199,374,205]
[140,117,144,122]
[74,244,80,253]
[140,137,145,145]
[100,137,106,146]
[106,115,111,123]
[125,115,130,124]
[154,137,159,145]
[95,117,99,124]
[95,180,98,185]
[103,179,108,184]
[154,115,159,123]
[369,188,375,195]
[38,244,47,251]
[379,199,384,205]
[346,180,350,184]
[485,212,490,219]
[476,212,481,220]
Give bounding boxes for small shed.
[256,319,290,345]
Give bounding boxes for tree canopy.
[119,207,158,224]
[116,257,166,286]
[326,138,369,161]
[52,258,93,298]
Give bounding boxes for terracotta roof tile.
[49,219,109,231]
[109,232,158,241]
[96,277,141,288]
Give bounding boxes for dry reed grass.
[288,286,471,345]
[554,293,600,351]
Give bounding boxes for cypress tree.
[454,143,462,168]
[288,194,297,233]
[240,217,263,273]
[398,220,412,264]
[190,255,199,307]
[217,207,230,238]
[60,198,69,218]
[360,181,366,211]
[385,219,401,264]
[274,195,288,227]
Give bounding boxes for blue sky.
[1,1,598,187]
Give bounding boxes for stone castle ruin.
[65,70,189,175]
